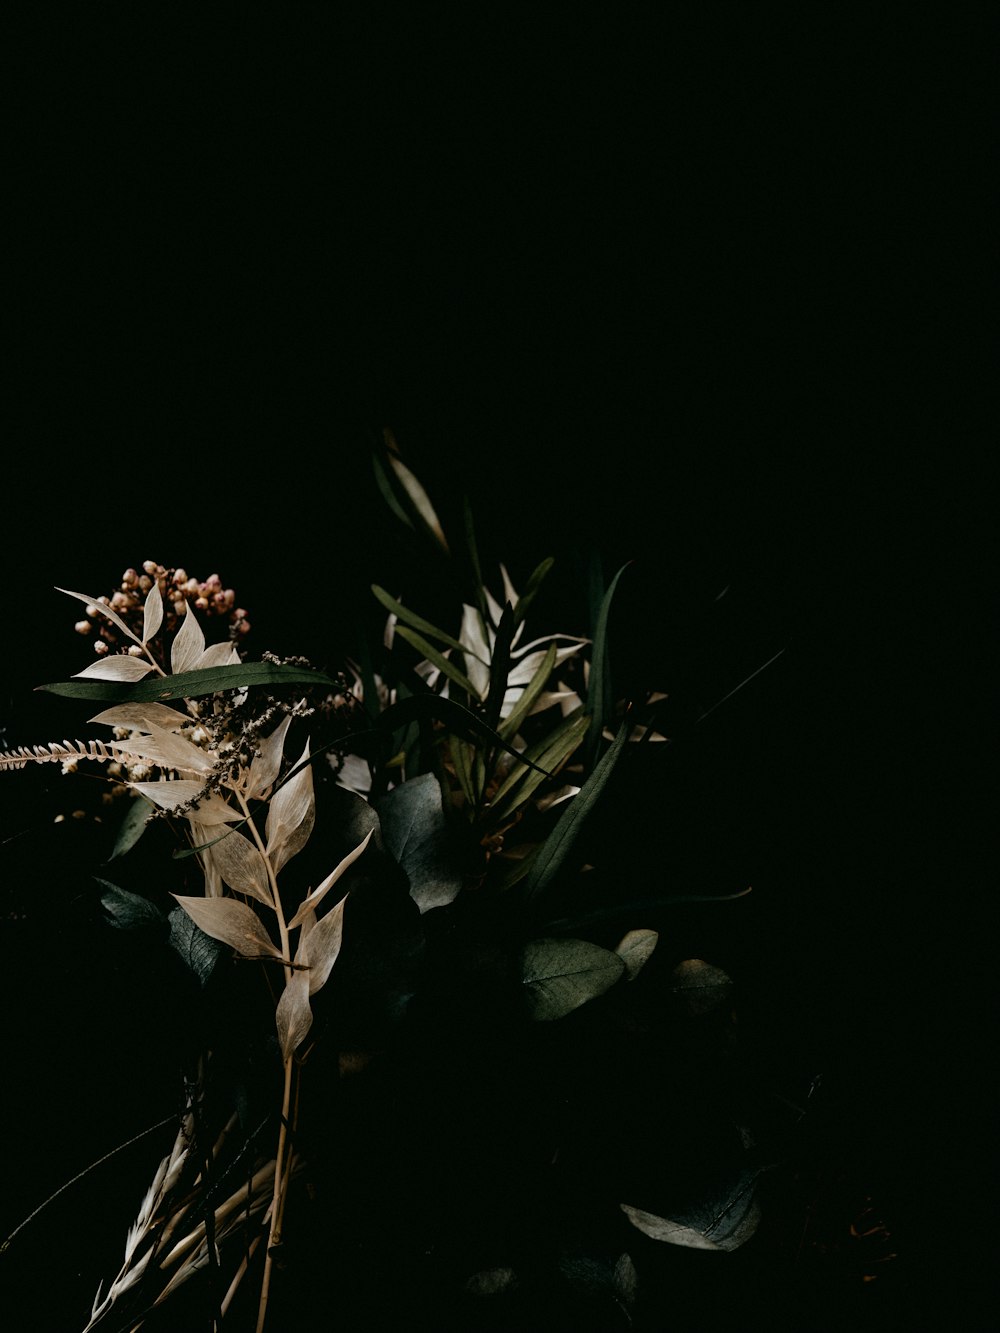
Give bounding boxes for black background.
[1,5,992,1330]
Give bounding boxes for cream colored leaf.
[507,643,584,688]
[131,780,240,823]
[459,604,491,698]
[275,970,313,1059]
[203,827,273,906]
[191,641,238,671]
[189,820,223,896]
[620,1204,722,1250]
[114,725,213,774]
[288,831,372,929]
[499,562,519,609]
[72,656,157,682]
[265,739,315,873]
[170,894,283,959]
[388,453,450,554]
[170,602,205,674]
[142,582,163,643]
[301,892,348,996]
[89,703,189,733]
[56,588,143,645]
[246,714,293,800]
[615,929,659,980]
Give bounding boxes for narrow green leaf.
[484,601,516,730]
[463,496,490,626]
[585,561,631,763]
[522,714,631,904]
[449,734,477,807]
[488,711,589,824]
[498,641,558,741]
[394,625,479,699]
[373,452,415,530]
[376,692,553,778]
[38,662,340,703]
[512,557,555,626]
[371,585,472,658]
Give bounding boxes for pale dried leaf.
[89,703,189,733]
[202,827,273,906]
[288,830,372,929]
[388,453,450,553]
[142,582,163,643]
[275,970,313,1058]
[189,820,223,896]
[171,894,283,958]
[302,893,348,995]
[56,587,143,645]
[620,1204,722,1250]
[265,739,315,873]
[615,929,659,980]
[113,725,214,774]
[458,603,491,698]
[73,656,157,682]
[507,643,584,688]
[499,562,519,609]
[131,780,240,823]
[171,601,205,674]
[191,641,239,671]
[247,714,292,800]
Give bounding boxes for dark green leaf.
[96,878,166,931]
[107,796,153,860]
[521,936,625,1020]
[378,690,553,779]
[498,640,558,741]
[372,585,470,657]
[37,662,340,703]
[512,557,555,627]
[393,626,479,698]
[668,958,734,1016]
[377,772,464,912]
[484,601,515,730]
[168,905,224,985]
[487,711,589,824]
[372,451,414,530]
[585,561,631,763]
[621,1166,764,1251]
[522,715,630,904]
[462,496,490,626]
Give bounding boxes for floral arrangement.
[0,438,828,1331]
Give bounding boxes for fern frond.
[0,738,132,771]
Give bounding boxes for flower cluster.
[74,562,250,659]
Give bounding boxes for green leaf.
[96,878,166,932]
[585,561,631,763]
[487,711,589,825]
[107,796,153,860]
[498,641,558,741]
[377,772,465,912]
[512,557,555,627]
[372,451,414,530]
[669,958,735,1016]
[372,585,472,657]
[167,905,225,985]
[376,692,553,778]
[522,714,630,904]
[393,626,479,698]
[37,662,340,703]
[484,601,515,730]
[521,937,625,1020]
[463,496,490,626]
[620,1166,764,1251]
[449,734,478,807]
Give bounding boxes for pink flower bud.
[195,597,209,611]
[173,568,188,585]
[138,575,153,592]
[143,560,158,575]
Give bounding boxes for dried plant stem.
[220,1229,266,1318]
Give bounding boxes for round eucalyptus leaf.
[521,936,625,1020]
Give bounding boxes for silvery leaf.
[265,738,315,873]
[377,772,463,912]
[142,582,163,643]
[170,602,205,674]
[72,656,157,681]
[275,969,312,1058]
[669,958,734,1016]
[620,1166,763,1251]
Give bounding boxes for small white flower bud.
[138,575,153,592]
[94,640,109,655]
[195,596,209,611]
[86,603,100,618]
[173,568,188,585]
[122,569,139,587]
[61,759,78,774]
[191,725,210,746]
[75,620,92,635]
[53,814,66,823]
[128,645,144,657]
[112,591,130,611]
[143,560,158,575]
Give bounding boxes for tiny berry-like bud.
[237,619,251,635]
[173,568,188,585]
[54,814,66,823]
[122,569,138,587]
[184,578,199,594]
[94,641,109,655]
[138,575,153,592]
[195,596,209,611]
[205,574,221,591]
[213,591,229,610]
[75,620,92,635]
[128,645,145,657]
[143,560,158,575]
[86,603,100,617]
[112,592,130,611]
[71,809,87,820]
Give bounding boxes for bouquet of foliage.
[2,438,843,1331]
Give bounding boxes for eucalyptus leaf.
[521,937,625,1020]
[669,958,734,1016]
[620,1165,763,1251]
[108,796,153,860]
[615,929,659,980]
[167,905,225,985]
[377,771,464,912]
[96,879,165,931]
